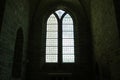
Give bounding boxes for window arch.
[45,10,75,63]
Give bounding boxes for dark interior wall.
[91,0,120,80]
[12,28,23,79]
[0,0,29,80]
[27,0,42,33]
[0,0,6,32]
[78,0,90,18]
[114,0,120,37]
[27,0,93,80]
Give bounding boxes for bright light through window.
[62,14,74,63]
[55,10,65,19]
[45,10,75,63]
[46,14,58,63]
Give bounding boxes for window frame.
[45,10,76,64]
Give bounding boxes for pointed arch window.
[45,10,75,63]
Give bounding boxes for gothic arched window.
[45,10,75,63]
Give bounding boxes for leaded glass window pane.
[46,39,58,46]
[63,47,74,54]
[63,39,74,46]
[47,14,57,24]
[62,25,73,32]
[46,47,58,55]
[46,14,58,63]
[62,55,74,63]
[47,32,58,38]
[46,55,58,63]
[63,32,74,38]
[63,14,73,24]
[62,14,75,63]
[47,25,58,31]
